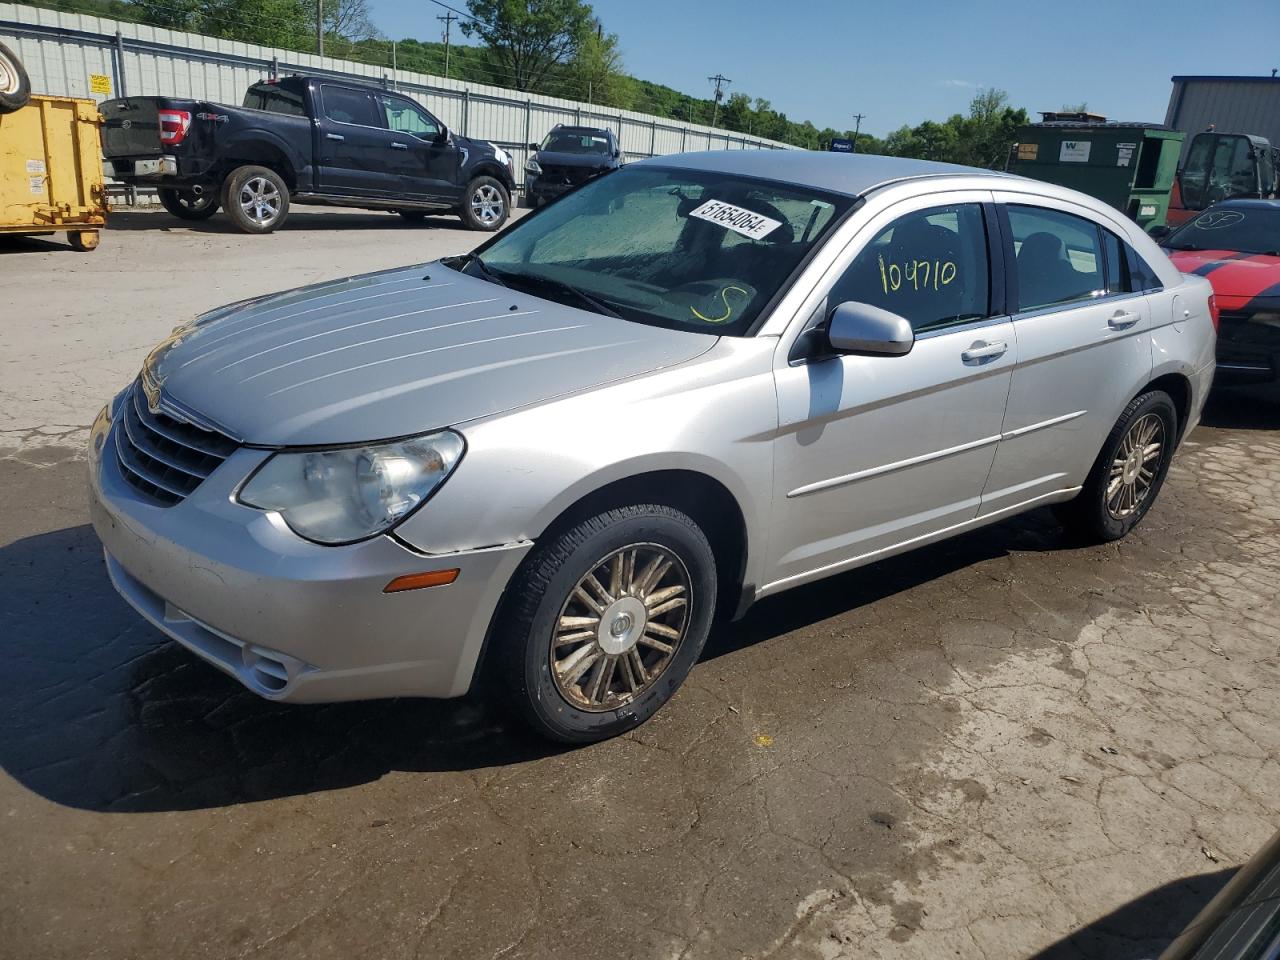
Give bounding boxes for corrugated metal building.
[1164,75,1280,159]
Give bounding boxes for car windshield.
[463,165,854,336]
[1164,207,1280,256]
[542,131,611,155]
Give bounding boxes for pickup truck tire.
[0,41,32,114]
[157,187,220,221]
[221,165,290,234]
[459,176,509,231]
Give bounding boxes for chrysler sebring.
[88,151,1217,742]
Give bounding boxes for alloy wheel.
[550,543,691,712]
[238,176,281,225]
[471,184,505,225]
[1106,413,1164,519]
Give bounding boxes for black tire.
[495,504,717,743]
[397,209,428,223]
[220,165,290,234]
[0,41,31,115]
[458,176,509,231]
[1055,390,1178,543]
[67,230,99,252]
[157,187,220,221]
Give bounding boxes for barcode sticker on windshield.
[689,200,782,240]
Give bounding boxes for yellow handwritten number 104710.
[878,254,957,294]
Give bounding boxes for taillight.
[158,109,192,145]
[1208,293,1220,333]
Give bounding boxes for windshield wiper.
[445,252,507,287]
[502,272,623,319]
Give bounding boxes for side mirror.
[613,149,621,159]
[827,301,914,356]
[1147,224,1172,242]
[434,126,449,144]
[528,142,539,152]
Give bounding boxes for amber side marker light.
[383,569,460,593]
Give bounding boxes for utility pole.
[708,73,730,128]
[851,112,865,152]
[438,11,458,78]
[315,0,323,56]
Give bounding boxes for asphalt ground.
[2,207,1278,960]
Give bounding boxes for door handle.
[390,141,408,150]
[1108,310,1140,330]
[325,132,345,141]
[961,340,1009,363]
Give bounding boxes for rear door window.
[243,83,306,117]
[321,86,382,127]
[1006,206,1106,311]
[827,203,992,333]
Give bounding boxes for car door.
[979,197,1154,516]
[766,193,1017,592]
[314,83,394,196]
[375,93,462,203]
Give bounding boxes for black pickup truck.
[100,75,517,233]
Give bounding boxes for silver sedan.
[88,151,1217,742]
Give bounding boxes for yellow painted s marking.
[690,286,750,324]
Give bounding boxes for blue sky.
[370,0,1280,137]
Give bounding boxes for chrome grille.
[113,382,238,505]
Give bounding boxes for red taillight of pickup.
[158,109,192,145]
[1208,293,1220,333]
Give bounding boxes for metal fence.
[0,1,790,196]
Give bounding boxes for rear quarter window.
[243,84,306,117]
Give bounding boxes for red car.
[1160,199,1280,387]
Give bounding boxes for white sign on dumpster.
[1059,140,1092,163]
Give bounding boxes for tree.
[461,0,594,92]
[323,0,378,43]
[568,19,626,106]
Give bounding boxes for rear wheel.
[495,504,717,743]
[0,41,31,114]
[221,165,289,234]
[68,230,99,252]
[157,187,220,221]
[1056,390,1177,542]
[458,176,509,231]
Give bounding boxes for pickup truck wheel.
[157,187,220,221]
[494,504,716,743]
[459,176,509,231]
[222,165,290,234]
[0,41,31,114]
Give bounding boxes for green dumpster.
[1009,115,1185,229]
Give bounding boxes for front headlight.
[238,431,465,545]
[525,157,542,175]
[493,146,511,166]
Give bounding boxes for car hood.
[536,150,613,168]
[1167,248,1280,309]
[148,264,717,446]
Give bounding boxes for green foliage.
[879,89,1027,168]
[459,0,593,92]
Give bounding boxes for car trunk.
[99,97,166,157]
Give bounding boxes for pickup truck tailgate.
[99,97,165,156]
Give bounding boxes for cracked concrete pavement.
[2,211,1279,959]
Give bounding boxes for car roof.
[1210,198,1280,210]
[637,150,1010,197]
[553,125,613,136]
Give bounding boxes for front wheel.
[157,187,220,221]
[458,176,509,231]
[1056,390,1178,542]
[221,165,290,234]
[495,504,717,743]
[0,40,31,114]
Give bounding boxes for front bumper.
[88,417,532,702]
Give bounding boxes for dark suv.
[523,125,621,208]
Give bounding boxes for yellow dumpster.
[0,95,107,251]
